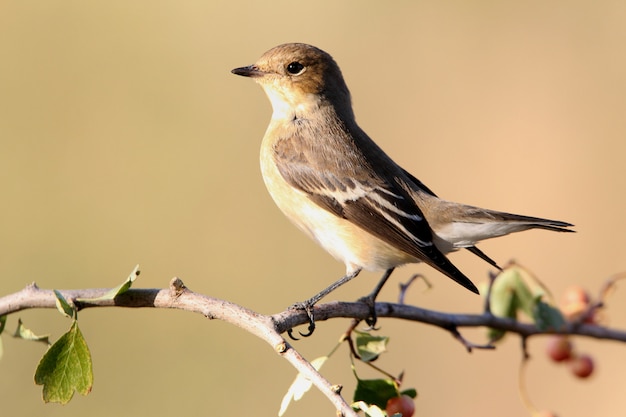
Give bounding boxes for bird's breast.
[259,129,417,272]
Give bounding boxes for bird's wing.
[272,133,479,294]
[399,167,503,269]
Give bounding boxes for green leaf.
[486,268,519,341]
[77,264,140,302]
[487,268,518,318]
[511,270,537,318]
[54,290,76,319]
[34,321,93,404]
[278,356,327,417]
[400,388,417,399]
[515,263,551,300]
[354,330,389,362]
[353,377,399,409]
[13,318,50,346]
[487,265,564,338]
[533,298,566,331]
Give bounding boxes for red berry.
[570,354,594,378]
[546,335,573,362]
[386,395,415,417]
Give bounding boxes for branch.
[284,301,626,343]
[1,279,626,415]
[0,280,357,417]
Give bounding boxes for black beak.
[231,65,264,78]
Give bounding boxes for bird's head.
[232,43,353,121]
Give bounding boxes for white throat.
[261,84,321,122]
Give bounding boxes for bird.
[231,43,574,337]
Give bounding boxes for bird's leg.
[288,268,362,339]
[358,268,395,329]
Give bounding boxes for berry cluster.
[545,285,597,379]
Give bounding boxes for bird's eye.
[286,61,305,75]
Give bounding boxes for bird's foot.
[357,294,379,330]
[287,300,316,340]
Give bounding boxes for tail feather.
[460,212,574,270]
[442,206,576,240]
[487,211,575,233]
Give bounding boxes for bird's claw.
[287,301,316,340]
[357,295,379,330]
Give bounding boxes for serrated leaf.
[13,318,50,346]
[353,378,399,409]
[533,299,566,331]
[355,330,389,362]
[77,264,140,302]
[278,356,327,416]
[351,401,386,417]
[54,290,76,319]
[34,321,93,404]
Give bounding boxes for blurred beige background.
[1,1,625,416]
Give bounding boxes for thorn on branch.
[169,277,187,297]
[398,274,430,304]
[449,326,496,353]
[599,272,626,298]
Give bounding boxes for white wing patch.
[313,175,431,248]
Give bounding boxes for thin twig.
[448,326,496,352]
[398,273,430,305]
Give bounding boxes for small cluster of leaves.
[351,331,416,412]
[486,264,566,342]
[280,329,416,417]
[0,265,140,404]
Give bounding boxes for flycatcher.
[232,43,573,337]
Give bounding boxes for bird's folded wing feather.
[272,133,479,293]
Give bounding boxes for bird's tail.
[455,209,575,269]
[480,210,575,233]
[443,205,575,241]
